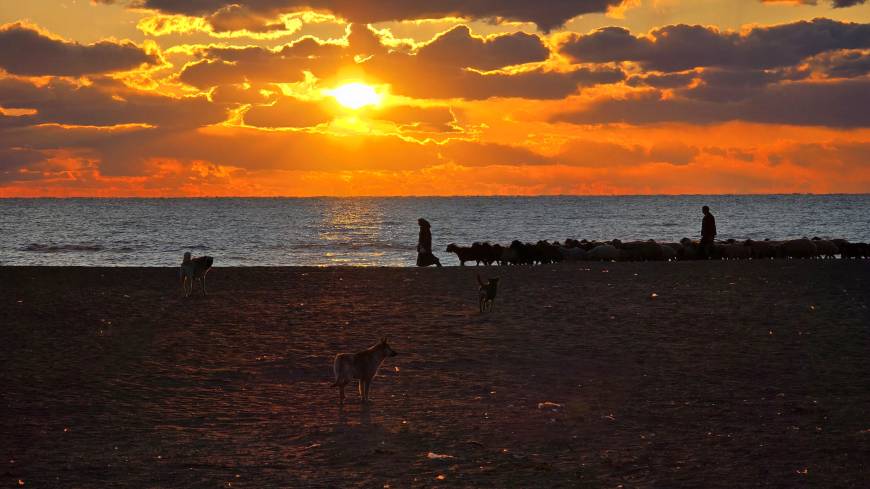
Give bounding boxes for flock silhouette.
[444,237,869,265]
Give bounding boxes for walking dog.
[477,274,499,312]
[179,252,214,297]
[332,337,398,404]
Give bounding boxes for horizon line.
[1,192,869,199]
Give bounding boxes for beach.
[2,261,869,488]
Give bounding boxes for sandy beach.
[2,261,869,488]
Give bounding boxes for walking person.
[416,218,442,267]
[700,205,717,259]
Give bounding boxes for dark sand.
[2,262,869,488]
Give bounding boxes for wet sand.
[2,262,869,488]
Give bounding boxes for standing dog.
[179,252,214,297]
[477,274,499,312]
[332,337,398,404]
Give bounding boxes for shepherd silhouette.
[416,218,442,267]
[700,205,717,259]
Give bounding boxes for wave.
[22,243,104,253]
[291,241,415,251]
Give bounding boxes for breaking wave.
[22,243,105,253]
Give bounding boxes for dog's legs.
[339,384,345,405]
[201,276,207,296]
[358,379,365,401]
[363,380,371,402]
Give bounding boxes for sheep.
[841,242,869,259]
[811,238,839,259]
[446,243,478,266]
[615,240,665,261]
[586,244,619,261]
[662,242,683,254]
[488,244,504,265]
[559,246,587,262]
[720,243,752,260]
[745,239,778,259]
[532,240,563,264]
[678,238,700,260]
[778,239,819,259]
[660,244,677,261]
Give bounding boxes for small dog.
[477,274,499,312]
[332,337,398,404]
[179,252,214,297]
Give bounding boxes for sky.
[0,0,869,196]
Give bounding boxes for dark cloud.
[370,105,458,132]
[209,83,279,104]
[207,4,290,33]
[561,18,870,72]
[761,0,867,7]
[0,78,226,128]
[243,94,459,131]
[0,147,45,179]
[0,23,156,76]
[368,59,624,100]
[181,24,622,100]
[177,27,371,89]
[416,25,550,70]
[810,50,870,78]
[242,96,335,128]
[626,72,697,89]
[122,0,625,32]
[552,139,699,167]
[678,68,807,102]
[552,79,870,127]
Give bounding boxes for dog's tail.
[476,273,486,287]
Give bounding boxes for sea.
[1,195,868,267]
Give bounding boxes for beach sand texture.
[3,262,869,487]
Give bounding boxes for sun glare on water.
[328,83,382,109]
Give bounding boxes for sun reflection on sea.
[319,199,387,265]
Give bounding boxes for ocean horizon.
[3,194,869,267]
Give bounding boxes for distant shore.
[3,261,869,487]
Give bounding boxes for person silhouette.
[416,218,442,267]
[700,205,717,259]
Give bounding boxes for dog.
[179,251,214,297]
[331,337,398,404]
[477,274,499,312]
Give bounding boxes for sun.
[327,82,382,109]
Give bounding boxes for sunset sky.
[1,0,869,196]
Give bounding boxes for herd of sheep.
[445,238,870,265]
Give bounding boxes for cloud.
[0,78,227,128]
[808,49,870,78]
[0,23,157,76]
[241,94,459,131]
[0,147,46,182]
[178,24,623,99]
[176,29,362,89]
[416,25,550,70]
[115,0,626,32]
[552,79,870,127]
[627,72,697,89]
[560,18,870,72]
[242,96,335,128]
[761,0,867,7]
[367,59,624,100]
